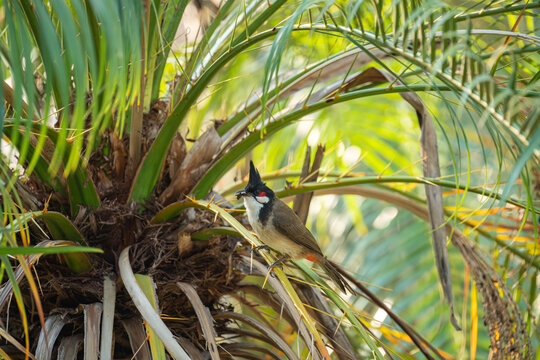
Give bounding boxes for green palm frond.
[1,0,143,175]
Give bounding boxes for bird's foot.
[249,244,270,256]
[267,256,289,277]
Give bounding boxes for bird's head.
[235,161,274,204]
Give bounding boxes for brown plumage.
[271,198,324,258]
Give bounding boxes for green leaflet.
[134,274,167,360]
[37,212,94,273]
[0,246,102,256]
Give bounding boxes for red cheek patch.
[305,253,320,263]
[258,192,266,197]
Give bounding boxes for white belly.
[244,197,306,259]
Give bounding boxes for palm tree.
[0,0,537,358]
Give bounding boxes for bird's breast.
[243,197,306,259]
[243,196,263,227]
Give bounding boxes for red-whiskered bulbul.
[236,161,355,294]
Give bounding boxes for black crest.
[243,161,274,201]
[248,161,264,188]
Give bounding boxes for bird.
[236,161,355,294]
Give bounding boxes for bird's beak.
[235,190,247,199]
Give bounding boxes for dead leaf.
[177,233,194,257]
[97,169,114,194]
[110,132,127,179]
[293,145,325,224]
[160,126,222,205]
[167,132,187,179]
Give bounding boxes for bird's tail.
[320,258,357,294]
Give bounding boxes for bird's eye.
[258,191,266,197]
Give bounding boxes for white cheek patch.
[244,197,263,214]
[255,196,269,204]
[244,196,263,210]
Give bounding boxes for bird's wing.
[271,199,324,256]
